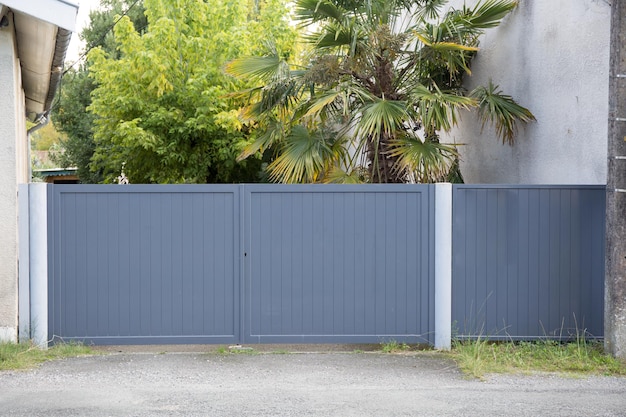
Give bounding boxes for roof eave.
[1,0,79,120]
[0,0,78,31]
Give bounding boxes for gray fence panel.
[49,185,240,344]
[47,183,605,346]
[243,185,435,344]
[452,185,605,339]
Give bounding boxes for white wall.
[0,15,25,342]
[442,0,610,184]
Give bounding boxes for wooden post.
[606,0,626,359]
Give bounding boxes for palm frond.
[264,80,306,114]
[425,41,479,53]
[322,165,368,183]
[237,121,285,161]
[413,0,448,20]
[470,81,535,144]
[388,135,459,183]
[295,0,345,25]
[225,55,289,82]
[311,26,359,49]
[410,84,476,132]
[459,0,518,30]
[267,125,341,183]
[413,26,478,75]
[356,99,409,138]
[303,91,342,118]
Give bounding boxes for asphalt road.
[1,349,625,416]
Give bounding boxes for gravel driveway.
[1,348,625,416]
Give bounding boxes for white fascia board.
[1,0,78,31]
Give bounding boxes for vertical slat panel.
[85,194,99,337]
[117,193,131,336]
[244,185,434,344]
[363,193,377,335]
[62,193,77,336]
[50,185,239,345]
[170,194,183,334]
[452,185,605,340]
[548,189,560,331]
[127,193,141,337]
[527,189,540,335]
[558,190,568,331]
[517,189,530,336]
[451,186,466,336]
[589,190,606,335]
[353,192,366,334]
[159,193,172,335]
[106,193,120,336]
[506,189,519,335]
[537,190,551,333]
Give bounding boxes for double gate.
[48,185,435,345]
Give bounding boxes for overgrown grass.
[381,340,413,353]
[0,341,94,371]
[451,336,626,379]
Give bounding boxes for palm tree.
[226,0,535,183]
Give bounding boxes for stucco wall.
[443,0,611,184]
[0,17,22,342]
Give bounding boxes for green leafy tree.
[227,0,535,183]
[53,0,148,183]
[88,0,296,183]
[30,120,65,151]
[29,120,66,170]
[52,68,102,182]
[81,0,149,56]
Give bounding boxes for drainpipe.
[27,112,50,182]
[27,112,50,136]
[44,28,72,112]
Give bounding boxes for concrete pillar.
[605,0,626,359]
[434,183,452,350]
[18,184,30,342]
[0,12,22,343]
[29,184,48,348]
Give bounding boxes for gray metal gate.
[49,185,241,344]
[243,185,435,343]
[452,185,605,339]
[46,183,605,345]
[48,184,435,345]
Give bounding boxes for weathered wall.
[443,0,611,184]
[0,13,23,342]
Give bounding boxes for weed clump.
[0,341,94,371]
[381,340,413,353]
[451,336,626,378]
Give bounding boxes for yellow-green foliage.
[30,121,67,151]
[88,0,297,184]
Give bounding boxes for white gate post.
[434,183,452,350]
[29,184,48,348]
[18,184,30,342]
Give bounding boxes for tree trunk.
[366,133,404,183]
